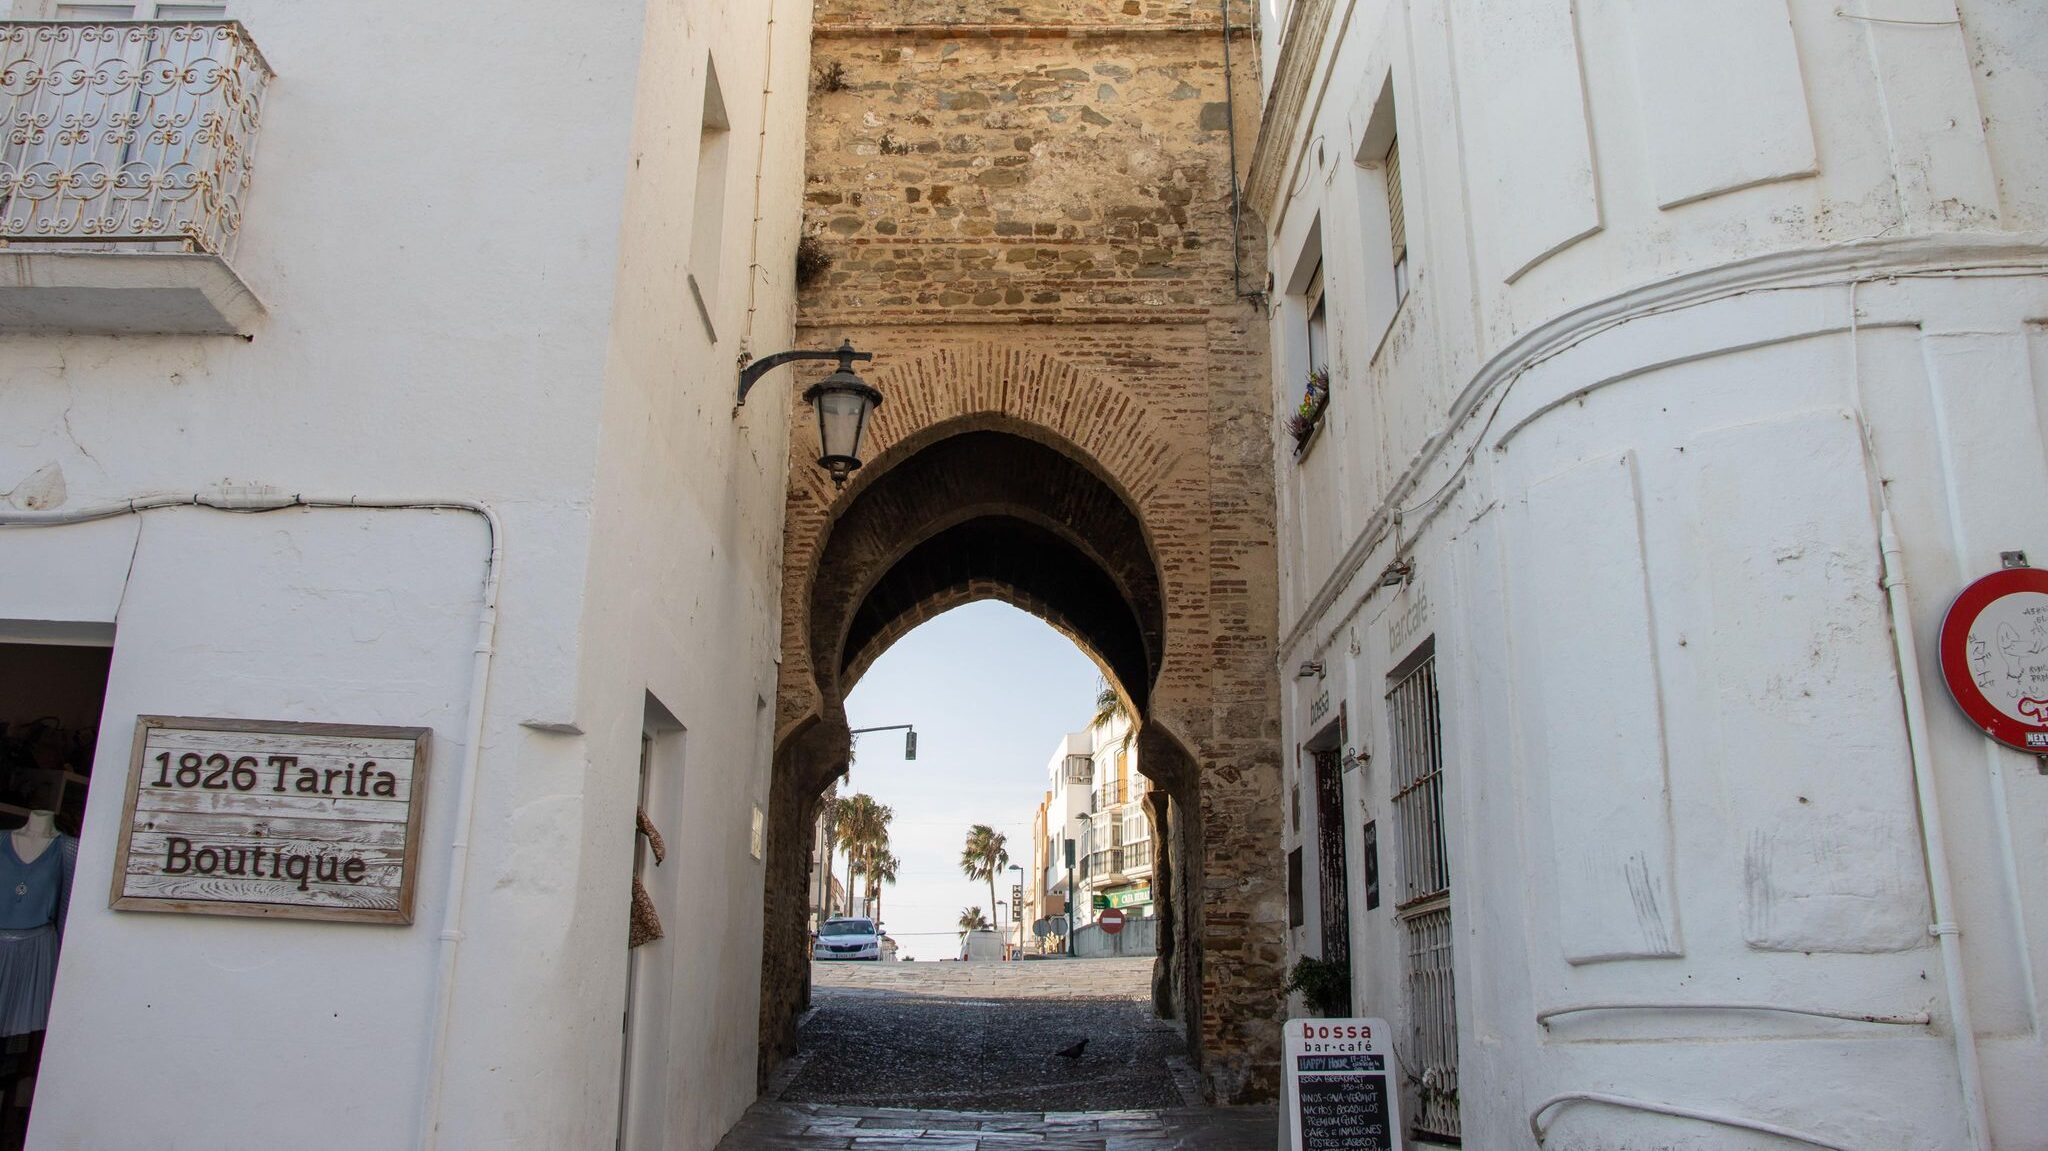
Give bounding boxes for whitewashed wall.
[1261,0,2048,1146]
[0,0,806,1147]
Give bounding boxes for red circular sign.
[1940,566,2048,753]
[1099,907,1126,935]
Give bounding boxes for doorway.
[0,640,110,1150]
[1305,719,1349,973]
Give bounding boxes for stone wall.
[765,0,1284,1103]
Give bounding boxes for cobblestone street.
[714,960,1276,1149]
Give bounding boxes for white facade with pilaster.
[1253,0,2048,1146]
[0,0,811,1146]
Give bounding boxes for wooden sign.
[112,717,430,925]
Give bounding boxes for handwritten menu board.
[1285,1018,1402,1151]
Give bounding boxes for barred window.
[1387,640,1458,1143]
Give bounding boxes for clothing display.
[628,807,667,950]
[0,836,75,1038]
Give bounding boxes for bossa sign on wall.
[1940,565,2048,753]
[111,717,430,924]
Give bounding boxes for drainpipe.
[1879,509,1991,1151]
[0,491,504,1151]
[1218,0,1250,301]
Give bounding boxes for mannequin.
[0,810,75,1039]
[10,811,55,865]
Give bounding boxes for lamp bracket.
[735,341,874,407]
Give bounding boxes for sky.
[840,600,1101,960]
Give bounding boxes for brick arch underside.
[814,430,1165,713]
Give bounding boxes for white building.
[1252,0,2048,1147]
[0,1,811,1148]
[1077,710,1154,924]
[1027,730,1092,951]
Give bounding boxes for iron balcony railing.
[1090,777,1150,813]
[0,21,272,259]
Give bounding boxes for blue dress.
[0,834,76,1037]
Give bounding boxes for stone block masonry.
[763,0,1286,1105]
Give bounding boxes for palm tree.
[816,786,843,915]
[1092,679,1135,756]
[837,794,892,917]
[865,851,899,925]
[960,824,1009,928]
[958,906,991,934]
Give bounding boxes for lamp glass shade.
[805,366,883,485]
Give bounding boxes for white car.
[813,916,881,961]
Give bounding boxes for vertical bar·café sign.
[112,717,430,925]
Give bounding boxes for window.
[1384,138,1408,306]
[1352,75,1412,359]
[1387,639,1458,1143]
[688,59,732,340]
[1304,261,1328,377]
[1286,846,1305,929]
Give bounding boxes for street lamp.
[1010,864,1025,957]
[735,341,883,487]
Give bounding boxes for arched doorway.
[762,344,1283,1103]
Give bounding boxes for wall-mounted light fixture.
[1296,661,1325,679]
[736,341,882,487]
[1377,558,1414,588]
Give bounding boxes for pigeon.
[1054,1038,1088,1060]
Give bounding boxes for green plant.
[794,232,833,290]
[1282,367,1331,453]
[812,60,849,94]
[1284,955,1352,1017]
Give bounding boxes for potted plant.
[1284,955,1352,1017]
[1283,367,1330,455]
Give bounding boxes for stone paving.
[713,960,1276,1150]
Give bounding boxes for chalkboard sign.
[1285,1018,1403,1151]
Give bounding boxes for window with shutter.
[1385,138,1409,305]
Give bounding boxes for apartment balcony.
[0,20,272,334]
[1091,778,1151,814]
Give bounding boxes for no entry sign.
[1940,565,2048,752]
[1099,907,1126,934]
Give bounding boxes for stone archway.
[761,342,1283,1103]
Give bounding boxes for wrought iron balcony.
[0,20,272,334]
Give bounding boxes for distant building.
[1024,731,1092,954]
[1077,711,1153,926]
[1021,708,1155,954]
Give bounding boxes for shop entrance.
[0,640,108,1150]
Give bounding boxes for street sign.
[1941,564,2048,752]
[1283,1018,1402,1151]
[1099,907,1126,935]
[1032,917,1051,939]
[1091,892,1110,910]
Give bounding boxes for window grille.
[1387,644,1458,1142]
[1404,904,1459,1142]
